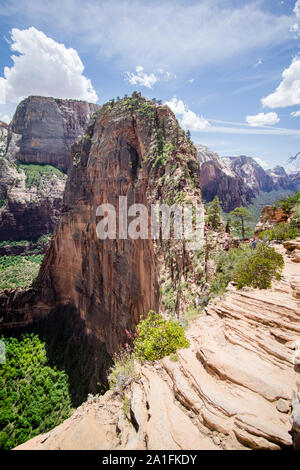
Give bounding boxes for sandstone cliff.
[0,96,99,242]
[198,150,298,212]
[0,95,204,356]
[197,145,253,211]
[15,245,300,450]
[6,96,99,172]
[254,205,290,239]
[267,166,293,191]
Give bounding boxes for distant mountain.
[197,147,298,211]
[196,146,253,212]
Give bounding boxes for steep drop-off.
[0,96,99,242]
[16,244,300,450]
[0,95,204,356]
[6,96,99,172]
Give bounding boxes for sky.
[1,1,300,170]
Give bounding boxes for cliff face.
[197,145,254,211]
[16,245,300,450]
[198,151,298,211]
[0,96,204,355]
[254,205,290,239]
[266,166,294,190]
[0,96,99,242]
[223,155,274,194]
[6,96,99,172]
[0,159,66,241]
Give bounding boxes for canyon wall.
[197,145,253,211]
[198,148,298,212]
[0,96,99,242]
[0,95,204,355]
[6,96,99,172]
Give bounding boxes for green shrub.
[169,353,178,362]
[0,254,43,290]
[210,245,252,296]
[17,163,65,188]
[232,244,284,290]
[0,333,72,450]
[108,352,135,390]
[0,234,51,250]
[259,222,299,242]
[272,191,300,213]
[0,198,5,208]
[134,311,190,362]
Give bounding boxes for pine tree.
[230,207,254,240]
[207,196,222,230]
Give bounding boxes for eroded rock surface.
[254,205,290,239]
[6,96,99,172]
[0,96,98,242]
[16,247,300,450]
[0,96,203,355]
[197,145,253,212]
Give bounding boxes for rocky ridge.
[16,245,300,450]
[254,205,290,239]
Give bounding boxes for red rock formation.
[197,146,254,211]
[0,96,99,242]
[254,205,290,239]
[6,96,99,172]
[0,96,203,355]
[15,246,300,450]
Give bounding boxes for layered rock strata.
[16,246,300,450]
[6,96,99,172]
[0,96,204,355]
[0,96,99,241]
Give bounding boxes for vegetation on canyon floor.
[0,234,51,250]
[0,334,72,450]
[17,162,65,188]
[0,254,43,290]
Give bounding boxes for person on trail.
[251,239,257,249]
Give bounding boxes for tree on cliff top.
[230,207,254,240]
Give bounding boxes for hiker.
[251,239,257,249]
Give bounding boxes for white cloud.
[253,157,269,169]
[188,78,194,83]
[262,57,300,108]
[0,27,98,104]
[0,1,294,72]
[291,110,300,116]
[124,66,172,88]
[124,66,158,88]
[164,97,210,131]
[246,112,280,127]
[253,59,263,68]
[294,0,300,18]
[0,113,10,123]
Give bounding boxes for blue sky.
[1,0,300,170]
